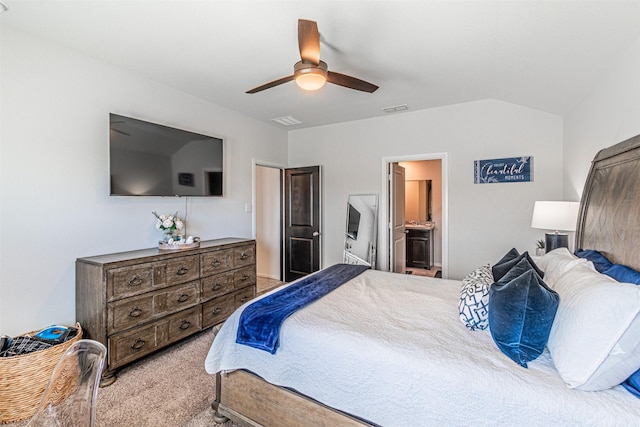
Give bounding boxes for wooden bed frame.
[212,133,640,426]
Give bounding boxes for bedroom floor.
[257,276,284,294]
[406,267,442,278]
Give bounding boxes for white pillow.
[547,262,640,390]
[537,247,589,288]
[458,265,494,331]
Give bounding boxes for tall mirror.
[405,180,432,223]
[343,194,378,268]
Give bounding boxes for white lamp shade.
[531,201,580,232]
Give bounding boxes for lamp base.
[545,232,569,252]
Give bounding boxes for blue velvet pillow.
[491,248,520,280]
[604,264,640,285]
[492,250,543,282]
[622,369,640,398]
[574,249,613,273]
[494,247,520,266]
[488,258,560,368]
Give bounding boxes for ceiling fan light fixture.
[294,61,328,91]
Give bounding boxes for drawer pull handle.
[212,307,222,315]
[212,260,221,267]
[131,338,145,350]
[176,267,188,275]
[177,294,190,303]
[212,284,222,291]
[128,276,143,287]
[241,274,249,281]
[240,253,248,260]
[241,296,249,303]
[179,320,191,330]
[129,307,143,317]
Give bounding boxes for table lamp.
[531,201,580,252]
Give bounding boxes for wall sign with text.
[474,156,533,184]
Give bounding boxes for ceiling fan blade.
[246,75,295,94]
[298,19,320,65]
[327,71,379,93]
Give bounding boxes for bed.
[205,133,640,426]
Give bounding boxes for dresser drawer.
[109,321,160,369]
[108,294,155,334]
[233,245,255,268]
[201,249,233,277]
[201,271,235,302]
[107,264,155,301]
[165,255,200,286]
[234,266,256,288]
[154,281,200,316]
[234,286,256,307]
[168,307,201,341]
[107,281,200,334]
[108,307,200,369]
[202,293,235,329]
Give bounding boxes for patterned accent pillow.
[459,265,494,330]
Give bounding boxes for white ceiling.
[3,0,640,130]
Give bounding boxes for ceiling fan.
[246,19,379,94]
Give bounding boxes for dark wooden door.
[284,166,321,282]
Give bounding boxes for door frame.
[252,160,323,282]
[380,153,449,278]
[252,159,287,281]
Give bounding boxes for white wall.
[564,36,640,201]
[289,99,564,279]
[0,27,288,336]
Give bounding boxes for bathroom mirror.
[343,193,378,268]
[405,180,432,223]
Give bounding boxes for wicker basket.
[0,323,82,424]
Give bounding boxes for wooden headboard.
[576,133,640,271]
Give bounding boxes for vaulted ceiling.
[3,1,640,129]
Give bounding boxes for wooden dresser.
[76,238,256,385]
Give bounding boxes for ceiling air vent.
[271,116,302,126]
[381,104,409,113]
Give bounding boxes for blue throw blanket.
[236,263,369,354]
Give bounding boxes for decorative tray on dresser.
[76,238,256,385]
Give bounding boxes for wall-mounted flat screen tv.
[109,113,223,196]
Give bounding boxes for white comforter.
[205,269,640,426]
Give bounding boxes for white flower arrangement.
[152,211,184,234]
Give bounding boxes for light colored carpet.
[96,327,240,427]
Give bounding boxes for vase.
[162,229,176,243]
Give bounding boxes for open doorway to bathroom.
[382,153,448,279]
[400,160,443,278]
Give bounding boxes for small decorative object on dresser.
[153,211,184,241]
[152,211,200,250]
[76,238,255,386]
